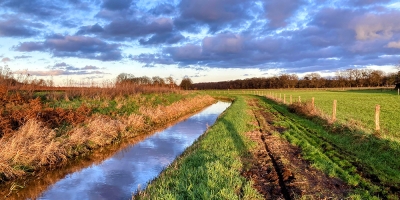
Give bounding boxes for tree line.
[193,69,400,90]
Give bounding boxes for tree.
[179,77,193,90]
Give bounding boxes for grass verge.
[134,96,263,199]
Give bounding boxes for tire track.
[243,98,350,199]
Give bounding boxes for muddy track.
[242,98,350,199]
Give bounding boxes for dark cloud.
[76,23,104,35]
[176,0,254,32]
[102,0,133,11]
[149,3,176,15]
[79,18,175,40]
[105,18,173,39]
[14,35,122,61]
[0,17,43,37]
[263,0,304,28]
[130,53,174,65]
[0,0,66,18]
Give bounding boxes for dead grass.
[0,120,67,181]
[0,94,215,183]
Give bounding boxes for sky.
[1,0,400,85]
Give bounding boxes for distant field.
[203,89,400,138]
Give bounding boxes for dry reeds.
[0,94,215,183]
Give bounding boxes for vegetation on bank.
[257,96,400,198]
[135,96,262,199]
[0,92,215,184]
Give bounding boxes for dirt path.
[242,98,350,199]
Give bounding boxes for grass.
[259,89,400,138]
[46,92,191,117]
[255,96,400,199]
[135,96,263,199]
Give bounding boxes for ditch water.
[5,101,231,200]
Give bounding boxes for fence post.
[332,100,337,122]
[375,105,380,131]
[312,97,315,111]
[284,94,286,104]
[298,96,301,103]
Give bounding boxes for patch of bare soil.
[242,99,350,199]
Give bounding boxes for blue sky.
[1,0,400,85]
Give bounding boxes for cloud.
[352,12,400,40]
[48,62,102,71]
[0,0,61,18]
[14,55,32,59]
[175,0,254,32]
[83,65,101,70]
[387,40,400,48]
[165,44,203,61]
[13,69,108,76]
[1,57,11,62]
[0,16,43,37]
[78,17,174,40]
[149,3,176,15]
[102,0,133,11]
[130,53,174,65]
[263,0,304,28]
[14,35,122,61]
[139,32,185,45]
[203,33,244,54]
[14,63,106,76]
[76,23,104,35]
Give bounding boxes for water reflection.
[32,101,230,200]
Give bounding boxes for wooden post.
[312,97,315,111]
[298,96,301,103]
[280,93,282,100]
[332,100,337,122]
[375,105,380,131]
[284,94,286,104]
[290,95,292,104]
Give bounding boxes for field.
[264,89,400,137]
[1,88,400,199]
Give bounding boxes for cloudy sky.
[1,0,400,85]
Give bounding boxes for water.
[20,101,230,200]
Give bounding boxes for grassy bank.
[0,93,215,184]
[135,96,262,199]
[256,96,400,199]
